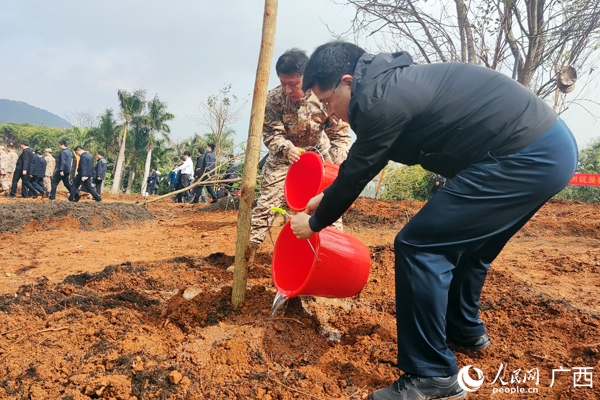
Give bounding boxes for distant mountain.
[0,99,72,128]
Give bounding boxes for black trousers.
[31,176,46,194]
[10,172,37,197]
[95,179,104,195]
[176,174,192,202]
[71,175,101,201]
[393,120,578,376]
[50,171,74,200]
[200,175,217,201]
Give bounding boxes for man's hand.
[60,172,64,176]
[290,213,315,239]
[82,177,87,182]
[305,192,324,215]
[97,177,101,180]
[288,146,301,164]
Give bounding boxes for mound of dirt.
[2,246,600,399]
[0,202,154,233]
[197,195,240,212]
[344,198,424,227]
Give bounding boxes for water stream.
[270,291,288,317]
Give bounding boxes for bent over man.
[230,49,351,273]
[291,42,578,400]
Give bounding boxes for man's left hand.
[290,213,315,239]
[82,177,87,182]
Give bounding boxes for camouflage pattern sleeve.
[324,116,352,164]
[0,153,7,174]
[262,90,294,159]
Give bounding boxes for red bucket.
[284,151,339,212]
[272,221,371,299]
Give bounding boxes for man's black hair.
[228,154,234,158]
[197,148,205,155]
[74,146,83,151]
[183,151,191,156]
[97,151,105,157]
[21,140,29,146]
[276,48,309,77]
[59,139,67,146]
[35,150,42,155]
[7,144,13,149]
[302,41,366,92]
[207,143,215,151]
[179,156,185,161]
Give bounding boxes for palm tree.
[140,95,174,194]
[112,89,146,194]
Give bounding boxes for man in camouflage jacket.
[0,146,9,192]
[228,49,352,273]
[43,148,56,193]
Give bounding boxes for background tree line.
[0,85,245,195]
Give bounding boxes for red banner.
[569,174,600,186]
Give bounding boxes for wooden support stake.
[231,0,278,309]
[375,165,387,199]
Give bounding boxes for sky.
[1,0,598,150]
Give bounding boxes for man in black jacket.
[70,146,102,202]
[290,42,578,400]
[146,168,158,196]
[49,139,74,201]
[223,154,239,194]
[190,148,207,203]
[29,150,47,198]
[94,151,108,195]
[200,143,218,203]
[7,140,38,198]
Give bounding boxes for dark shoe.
[210,199,218,204]
[48,198,55,201]
[447,333,491,352]
[6,194,16,198]
[200,199,208,203]
[73,194,81,202]
[189,200,199,204]
[370,373,466,400]
[95,199,102,203]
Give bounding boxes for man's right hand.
[304,192,324,215]
[60,172,64,176]
[288,146,301,164]
[97,177,101,180]
[22,170,27,175]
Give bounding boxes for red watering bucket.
[284,151,339,212]
[272,221,371,299]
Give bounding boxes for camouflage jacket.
[7,151,18,171]
[45,155,56,176]
[0,153,8,174]
[263,86,351,164]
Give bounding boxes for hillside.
[0,99,72,128]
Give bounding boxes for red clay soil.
[0,194,599,399]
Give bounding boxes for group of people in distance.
[1,139,106,202]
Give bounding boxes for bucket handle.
[271,207,319,263]
[298,146,325,162]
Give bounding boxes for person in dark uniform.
[190,148,207,203]
[431,174,447,195]
[94,151,108,195]
[7,140,37,198]
[70,146,102,202]
[146,167,158,196]
[49,139,74,201]
[200,143,218,203]
[222,154,239,194]
[291,42,578,400]
[29,150,47,198]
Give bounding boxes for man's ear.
[341,74,353,87]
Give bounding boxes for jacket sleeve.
[262,96,293,159]
[324,116,352,164]
[98,160,107,180]
[309,94,408,232]
[22,151,32,173]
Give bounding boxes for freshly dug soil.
[198,196,240,212]
[0,202,153,232]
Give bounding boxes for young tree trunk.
[112,124,128,194]
[125,163,136,194]
[231,0,278,309]
[141,148,152,195]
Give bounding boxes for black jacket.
[202,151,216,178]
[310,52,558,232]
[194,154,205,178]
[30,156,46,178]
[77,151,94,178]
[223,162,239,180]
[57,148,73,174]
[15,147,33,174]
[147,171,158,184]
[94,157,107,180]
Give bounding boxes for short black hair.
[21,140,29,146]
[7,144,13,149]
[302,41,366,92]
[59,139,68,146]
[35,150,42,155]
[276,49,309,77]
[197,148,205,155]
[228,154,234,158]
[183,151,191,156]
[97,151,105,157]
[207,143,215,151]
[74,146,83,151]
[179,156,185,161]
